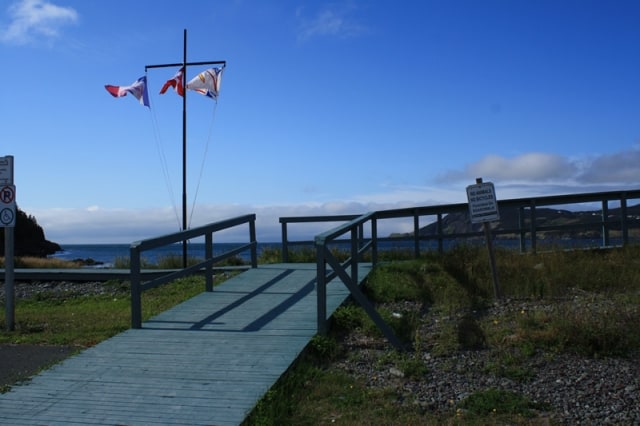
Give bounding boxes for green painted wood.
[0,263,371,426]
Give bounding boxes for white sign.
[0,156,13,185]
[1,185,16,227]
[466,181,499,224]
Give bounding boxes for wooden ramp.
[0,263,371,426]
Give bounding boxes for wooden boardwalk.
[0,263,371,426]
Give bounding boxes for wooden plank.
[0,263,371,425]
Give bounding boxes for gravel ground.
[334,298,640,425]
[1,282,639,424]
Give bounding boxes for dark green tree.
[0,207,61,257]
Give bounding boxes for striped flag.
[104,76,150,107]
[186,67,223,100]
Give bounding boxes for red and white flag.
[159,67,185,96]
[104,76,150,107]
[186,67,224,100]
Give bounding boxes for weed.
[458,388,548,417]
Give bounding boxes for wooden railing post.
[351,227,358,286]
[371,216,378,267]
[205,232,213,291]
[130,245,142,329]
[250,218,258,268]
[413,209,420,258]
[621,195,629,245]
[602,200,610,247]
[519,207,526,253]
[530,201,537,254]
[316,242,327,334]
[436,213,443,255]
[281,221,289,263]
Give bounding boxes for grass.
[0,275,232,346]
[1,256,85,269]
[2,245,640,423]
[245,244,640,425]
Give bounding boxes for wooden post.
[483,217,502,299]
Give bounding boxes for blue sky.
[1,0,639,244]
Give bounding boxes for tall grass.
[1,256,84,269]
[247,244,640,424]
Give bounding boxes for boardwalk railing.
[314,212,407,350]
[281,189,640,258]
[130,214,257,328]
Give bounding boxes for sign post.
[466,177,502,299]
[1,155,15,331]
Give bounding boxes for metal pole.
[4,227,14,331]
[182,28,188,268]
[2,155,15,331]
[143,32,226,268]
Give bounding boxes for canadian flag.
[159,67,185,96]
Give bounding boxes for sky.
[1,0,639,244]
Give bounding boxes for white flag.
[187,67,223,100]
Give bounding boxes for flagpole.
[144,29,226,268]
[182,29,188,267]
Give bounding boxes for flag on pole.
[186,67,224,100]
[159,67,185,96]
[104,76,150,107]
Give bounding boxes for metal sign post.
[1,155,15,330]
[466,177,502,299]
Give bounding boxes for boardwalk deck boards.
[0,263,371,425]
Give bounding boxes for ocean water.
[49,243,281,267]
[49,240,427,267]
[49,237,618,268]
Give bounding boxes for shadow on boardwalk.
[0,263,370,426]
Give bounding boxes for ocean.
[48,243,282,267]
[48,240,424,267]
[49,237,616,268]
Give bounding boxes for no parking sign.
[1,184,16,227]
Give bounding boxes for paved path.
[0,263,371,425]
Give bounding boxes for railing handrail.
[281,188,640,258]
[314,212,375,244]
[314,211,407,350]
[130,213,257,329]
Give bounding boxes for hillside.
[402,204,640,239]
[0,208,61,257]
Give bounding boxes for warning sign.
[0,156,13,185]
[466,181,499,224]
[1,185,16,227]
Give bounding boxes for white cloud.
[577,147,640,184]
[437,147,640,187]
[27,199,436,245]
[296,3,367,43]
[0,0,78,45]
[437,152,577,183]
[24,147,640,245]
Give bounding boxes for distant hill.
[394,204,640,239]
[0,208,61,257]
